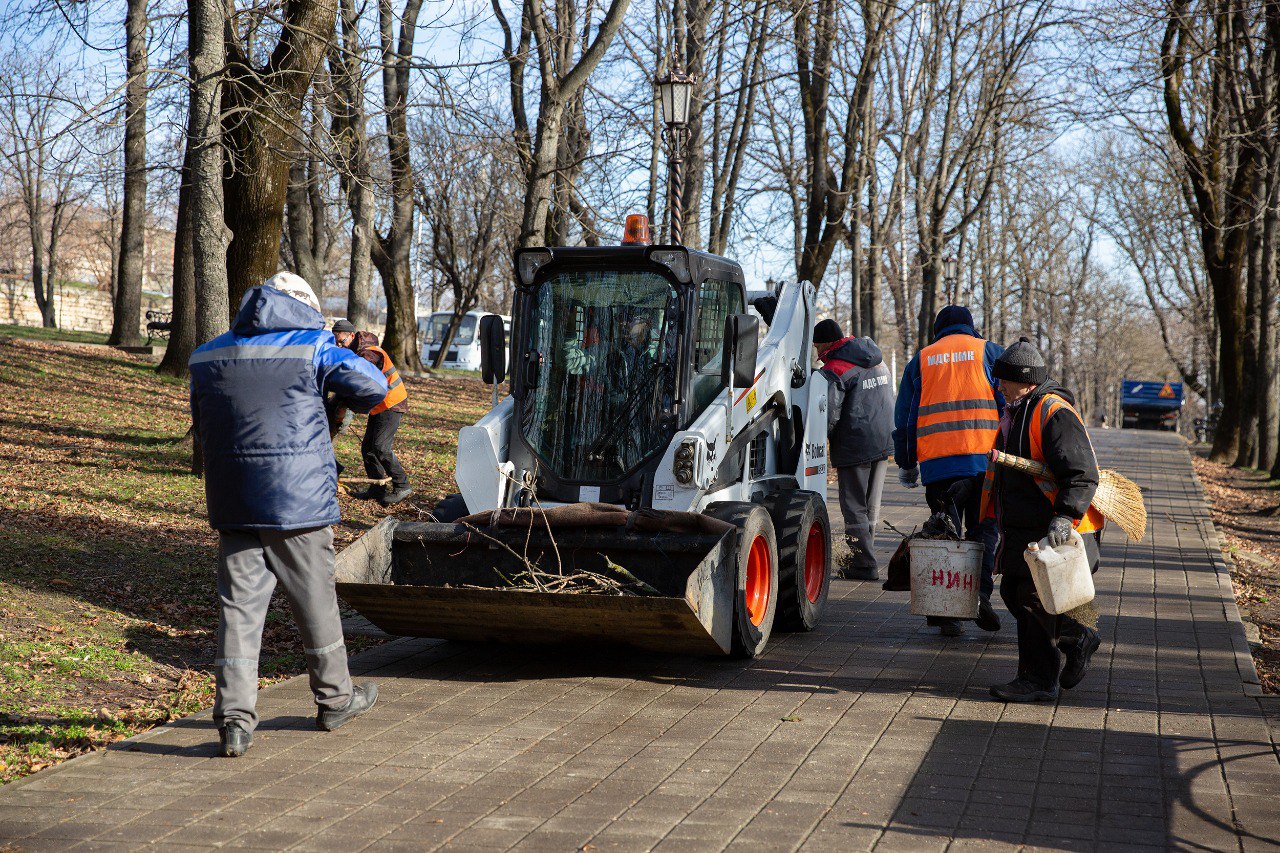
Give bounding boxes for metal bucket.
[335,517,740,655]
[908,539,982,618]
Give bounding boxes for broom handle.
[989,449,1053,479]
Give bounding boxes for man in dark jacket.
[981,337,1104,702]
[349,330,412,506]
[894,305,1003,636]
[190,272,388,757]
[815,320,894,580]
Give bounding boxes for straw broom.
[989,449,1147,542]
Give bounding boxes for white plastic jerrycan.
[1024,529,1094,615]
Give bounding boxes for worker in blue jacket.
[189,272,389,758]
[893,305,1004,636]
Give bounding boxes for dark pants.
[998,526,1099,689]
[924,473,996,600]
[836,460,888,569]
[362,410,408,491]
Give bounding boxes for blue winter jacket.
[893,322,1005,484]
[189,286,389,531]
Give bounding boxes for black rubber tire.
[764,490,831,632]
[430,493,469,522]
[703,502,779,658]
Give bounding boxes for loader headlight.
[673,439,697,485]
[516,249,552,286]
[649,249,691,284]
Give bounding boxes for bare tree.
[328,0,375,326]
[512,0,634,247]
[371,0,424,371]
[221,0,338,310]
[1160,0,1276,462]
[107,0,148,347]
[189,0,230,344]
[0,58,84,328]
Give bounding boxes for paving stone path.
[1,430,1278,851]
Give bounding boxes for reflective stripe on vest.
[1028,395,1104,534]
[365,345,408,414]
[979,394,1104,533]
[916,334,998,462]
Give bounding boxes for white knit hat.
[263,271,320,313]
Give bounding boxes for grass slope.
[0,337,494,782]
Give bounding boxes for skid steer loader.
[336,218,833,657]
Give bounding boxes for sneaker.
[218,722,252,757]
[347,488,384,501]
[938,619,965,637]
[840,565,880,581]
[975,596,1001,632]
[380,487,414,506]
[1059,627,1101,689]
[989,677,1059,703]
[316,682,379,731]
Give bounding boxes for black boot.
[219,722,253,757]
[975,596,1001,632]
[841,564,879,581]
[989,677,1058,703]
[317,682,379,731]
[1059,627,1101,689]
[937,618,965,637]
[380,487,414,506]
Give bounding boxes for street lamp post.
[942,255,959,296]
[656,69,695,245]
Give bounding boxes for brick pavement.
[1,430,1278,851]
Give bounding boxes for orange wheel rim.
[746,535,771,626]
[804,521,825,603]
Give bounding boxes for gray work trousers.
[836,460,888,569]
[214,526,352,732]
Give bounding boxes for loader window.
[690,279,744,413]
[520,269,678,482]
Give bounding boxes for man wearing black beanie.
[814,320,895,580]
[892,304,1004,636]
[980,337,1104,702]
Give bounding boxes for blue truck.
[1121,379,1183,431]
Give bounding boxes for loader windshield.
[521,269,678,482]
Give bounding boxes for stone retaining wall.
[1,276,171,337]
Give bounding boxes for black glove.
[945,478,976,508]
[1047,515,1074,547]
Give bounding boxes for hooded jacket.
[819,336,895,467]
[893,322,1005,483]
[989,380,1099,533]
[189,286,389,530]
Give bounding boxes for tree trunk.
[372,0,425,372]
[189,0,230,344]
[330,0,374,327]
[108,0,148,348]
[1235,200,1263,467]
[157,144,198,377]
[221,0,337,313]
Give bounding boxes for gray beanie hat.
[993,336,1046,384]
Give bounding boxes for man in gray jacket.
[815,320,895,580]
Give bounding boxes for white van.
[418,310,511,371]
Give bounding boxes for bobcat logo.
[706,437,718,463]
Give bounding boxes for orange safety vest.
[980,393,1105,533]
[915,333,999,462]
[365,345,408,415]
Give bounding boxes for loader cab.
[509,245,747,508]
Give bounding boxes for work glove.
[945,477,975,507]
[1047,515,1074,548]
[898,466,920,489]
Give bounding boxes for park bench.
[144,309,172,346]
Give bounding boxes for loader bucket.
[335,516,739,655]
